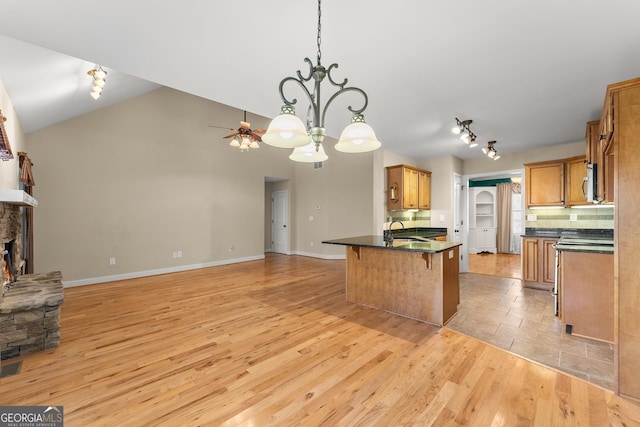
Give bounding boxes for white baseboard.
[63,255,265,288]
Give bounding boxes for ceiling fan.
[209,111,265,151]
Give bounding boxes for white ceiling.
[0,0,639,161]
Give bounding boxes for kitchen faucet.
[383,220,404,245]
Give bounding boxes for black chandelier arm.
[321,86,369,126]
[295,58,315,82]
[277,75,314,109]
[325,63,347,89]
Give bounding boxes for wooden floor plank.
[1,254,638,426]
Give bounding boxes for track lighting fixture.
[482,141,501,160]
[452,118,476,147]
[87,65,107,100]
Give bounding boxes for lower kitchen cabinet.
[560,250,614,343]
[521,237,557,290]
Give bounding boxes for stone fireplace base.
[0,271,64,360]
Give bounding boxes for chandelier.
[262,0,381,163]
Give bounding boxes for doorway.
[461,169,524,278]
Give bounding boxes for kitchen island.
[322,235,461,326]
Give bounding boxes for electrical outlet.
[228,245,234,252]
[570,214,578,222]
[310,241,314,247]
[527,214,537,221]
[177,250,182,258]
[172,251,177,258]
[109,257,116,265]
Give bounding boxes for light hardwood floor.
[468,252,521,279]
[1,254,639,426]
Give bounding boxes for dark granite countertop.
[555,243,613,254]
[521,228,613,240]
[322,235,461,253]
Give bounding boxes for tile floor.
[446,272,615,390]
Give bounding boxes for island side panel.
[345,245,451,325]
[441,245,460,325]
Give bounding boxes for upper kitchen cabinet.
[525,156,589,208]
[524,160,565,207]
[585,120,600,164]
[386,165,431,210]
[565,155,588,206]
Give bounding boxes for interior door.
[271,190,289,254]
[454,173,467,271]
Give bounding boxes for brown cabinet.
[521,237,557,290]
[585,120,600,164]
[386,165,431,210]
[524,160,565,207]
[560,250,614,343]
[608,77,640,399]
[525,156,590,207]
[565,155,588,206]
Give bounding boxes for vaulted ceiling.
[1,0,639,160]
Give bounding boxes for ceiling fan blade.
[253,129,266,135]
[223,132,239,138]
[250,133,263,141]
[208,125,235,131]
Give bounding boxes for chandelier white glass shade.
[334,114,381,153]
[262,0,380,162]
[289,140,329,163]
[87,65,107,100]
[261,105,311,148]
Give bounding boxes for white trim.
[62,255,265,288]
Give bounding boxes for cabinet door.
[541,239,557,284]
[403,168,418,209]
[476,228,496,251]
[585,120,600,164]
[525,161,565,207]
[565,156,587,206]
[418,171,431,210]
[522,238,538,282]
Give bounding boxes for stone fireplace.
[1,202,22,292]
[1,200,64,360]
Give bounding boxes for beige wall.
[26,87,375,283]
[0,78,27,189]
[419,156,463,238]
[463,141,585,175]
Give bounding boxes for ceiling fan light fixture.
[229,139,241,148]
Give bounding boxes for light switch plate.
[527,214,537,221]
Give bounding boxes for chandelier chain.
[316,0,322,65]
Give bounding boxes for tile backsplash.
[525,206,614,229]
[386,210,431,229]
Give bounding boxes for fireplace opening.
[2,239,16,291]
